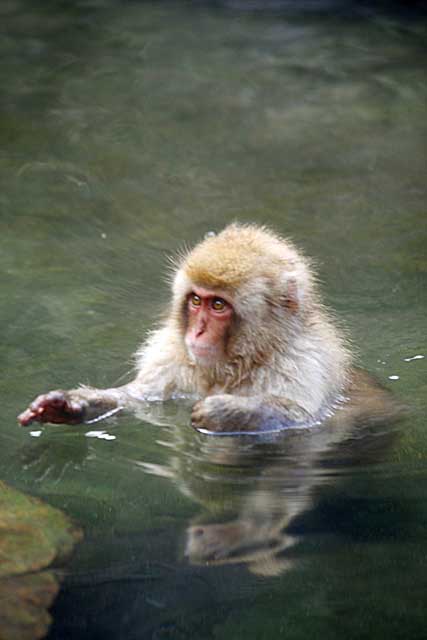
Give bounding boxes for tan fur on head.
[172,223,315,319]
[185,225,270,290]
[183,224,305,287]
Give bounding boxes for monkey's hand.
[18,390,88,427]
[192,395,246,432]
[18,385,134,427]
[191,394,308,433]
[18,390,89,426]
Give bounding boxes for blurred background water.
[1,1,426,638]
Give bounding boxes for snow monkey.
[19,223,357,433]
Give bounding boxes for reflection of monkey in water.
[141,378,400,577]
[19,223,396,435]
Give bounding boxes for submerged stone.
[0,480,82,640]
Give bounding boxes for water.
[1,1,427,638]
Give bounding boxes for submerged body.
[18,224,387,433]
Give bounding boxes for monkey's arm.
[18,327,189,427]
[17,384,140,427]
[191,394,311,433]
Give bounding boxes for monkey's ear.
[283,277,299,313]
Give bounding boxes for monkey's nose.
[195,319,207,336]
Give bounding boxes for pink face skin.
[185,286,234,365]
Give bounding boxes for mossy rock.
[0,481,82,640]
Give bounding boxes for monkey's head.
[172,224,316,374]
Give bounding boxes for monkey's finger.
[191,411,203,424]
[191,403,206,426]
[17,408,38,426]
[191,401,202,416]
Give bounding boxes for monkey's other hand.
[18,390,87,427]
[191,395,255,433]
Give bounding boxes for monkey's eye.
[190,293,202,307]
[211,298,227,312]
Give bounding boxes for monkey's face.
[184,286,234,365]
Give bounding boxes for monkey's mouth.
[187,343,220,364]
